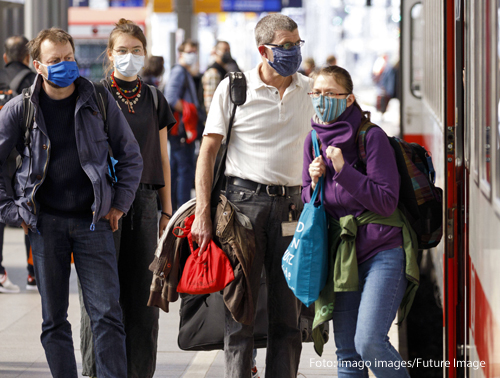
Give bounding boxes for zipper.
[31,137,51,215]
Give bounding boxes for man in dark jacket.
[0,28,143,378]
[0,35,38,293]
[0,35,37,93]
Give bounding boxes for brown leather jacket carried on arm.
[148,194,257,325]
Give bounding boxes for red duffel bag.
[175,214,234,295]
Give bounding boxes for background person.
[165,39,203,211]
[141,55,165,88]
[326,54,337,66]
[0,35,38,293]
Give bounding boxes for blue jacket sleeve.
[164,65,186,108]
[0,97,23,226]
[104,90,143,214]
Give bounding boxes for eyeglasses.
[113,48,144,56]
[308,92,350,99]
[264,40,305,50]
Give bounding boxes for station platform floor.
[0,95,400,378]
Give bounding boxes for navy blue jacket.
[0,75,143,230]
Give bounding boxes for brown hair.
[142,55,164,77]
[4,35,30,63]
[313,65,370,123]
[177,39,198,53]
[105,18,147,76]
[27,28,75,63]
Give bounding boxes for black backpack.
[0,68,32,110]
[356,121,443,249]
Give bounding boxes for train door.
[401,0,424,144]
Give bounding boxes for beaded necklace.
[111,72,141,113]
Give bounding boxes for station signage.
[222,0,282,12]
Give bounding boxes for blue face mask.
[38,60,80,88]
[267,45,302,77]
[312,95,348,124]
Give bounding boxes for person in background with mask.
[79,19,176,378]
[165,39,201,210]
[191,14,314,378]
[202,40,238,112]
[0,27,143,378]
[303,65,417,378]
[142,55,165,88]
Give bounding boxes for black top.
[36,87,94,217]
[108,76,176,188]
[0,61,37,93]
[208,62,227,81]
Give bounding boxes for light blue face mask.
[312,95,348,123]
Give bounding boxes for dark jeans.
[29,213,126,378]
[224,182,303,378]
[169,137,195,210]
[80,187,160,378]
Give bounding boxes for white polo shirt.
[203,64,314,186]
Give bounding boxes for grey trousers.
[224,183,303,378]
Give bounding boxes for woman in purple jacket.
[302,65,410,378]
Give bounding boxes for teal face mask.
[312,95,348,123]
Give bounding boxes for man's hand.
[191,213,212,255]
[159,215,170,238]
[103,207,124,232]
[21,220,29,235]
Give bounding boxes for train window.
[480,0,492,197]
[495,1,500,208]
[471,0,480,182]
[464,0,471,170]
[410,3,423,98]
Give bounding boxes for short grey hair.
[254,14,298,46]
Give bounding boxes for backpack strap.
[9,68,32,95]
[355,119,378,165]
[21,87,34,147]
[147,83,158,110]
[210,71,247,205]
[94,82,109,133]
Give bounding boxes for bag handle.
[310,130,324,205]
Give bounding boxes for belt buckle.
[266,185,285,197]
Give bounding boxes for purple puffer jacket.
[302,104,403,264]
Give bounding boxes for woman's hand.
[308,156,326,190]
[326,146,345,172]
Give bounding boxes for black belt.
[138,183,155,190]
[227,177,301,197]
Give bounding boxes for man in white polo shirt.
[192,13,314,378]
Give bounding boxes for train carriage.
[401,0,500,377]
